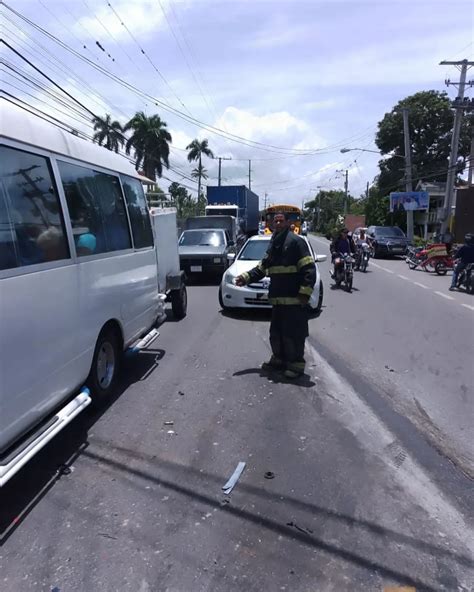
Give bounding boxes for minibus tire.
[87,327,121,402]
[171,285,187,319]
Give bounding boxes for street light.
[340,147,405,159]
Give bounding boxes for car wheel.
[218,286,227,310]
[171,285,187,319]
[87,326,121,404]
[316,281,323,313]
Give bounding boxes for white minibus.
[0,101,165,486]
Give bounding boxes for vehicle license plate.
[191,265,202,272]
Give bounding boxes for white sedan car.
[219,235,326,313]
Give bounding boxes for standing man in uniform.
[235,212,316,379]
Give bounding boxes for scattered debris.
[178,391,185,396]
[98,532,118,540]
[57,465,73,476]
[166,430,176,435]
[222,461,246,495]
[286,521,313,535]
[384,365,395,373]
[264,471,275,480]
[220,498,230,506]
[163,421,174,426]
[289,569,295,575]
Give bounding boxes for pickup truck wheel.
[171,285,187,319]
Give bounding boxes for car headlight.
[224,272,235,285]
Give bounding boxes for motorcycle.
[455,262,474,294]
[333,252,355,292]
[406,243,454,275]
[355,243,370,272]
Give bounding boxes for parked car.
[366,226,410,257]
[301,221,308,236]
[218,235,326,314]
[179,228,234,277]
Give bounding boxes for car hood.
[375,236,409,243]
[179,245,225,257]
[226,260,260,276]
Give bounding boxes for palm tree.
[124,112,172,181]
[191,164,208,182]
[92,114,124,153]
[186,139,214,199]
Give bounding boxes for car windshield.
[179,230,224,247]
[238,239,270,260]
[374,227,405,238]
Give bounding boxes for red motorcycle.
[406,244,454,275]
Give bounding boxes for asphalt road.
[1,241,473,592]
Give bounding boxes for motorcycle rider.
[330,228,355,278]
[449,233,474,291]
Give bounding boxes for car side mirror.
[228,240,235,247]
[315,254,327,263]
[227,253,236,261]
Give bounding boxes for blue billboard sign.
[390,191,429,212]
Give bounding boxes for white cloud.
[75,0,174,42]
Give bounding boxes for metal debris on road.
[57,465,73,476]
[222,461,246,495]
[98,532,118,540]
[264,471,275,480]
[286,521,313,535]
[164,421,174,426]
[384,365,395,372]
[178,391,185,396]
[166,430,176,435]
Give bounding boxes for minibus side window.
[121,175,153,249]
[0,145,70,270]
[58,161,131,256]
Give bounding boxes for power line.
[3,3,362,156]
[1,39,97,118]
[79,0,138,67]
[2,19,128,118]
[105,0,191,114]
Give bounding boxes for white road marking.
[397,274,410,280]
[371,262,395,273]
[385,269,395,274]
[434,291,454,301]
[461,303,474,311]
[413,282,429,289]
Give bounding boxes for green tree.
[169,182,197,219]
[196,191,207,216]
[191,164,209,182]
[124,112,172,181]
[186,139,214,199]
[92,114,124,153]
[305,190,346,235]
[375,90,472,193]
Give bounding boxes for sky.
[2,0,473,206]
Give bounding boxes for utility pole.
[248,160,252,190]
[439,59,474,235]
[343,169,348,215]
[366,181,369,199]
[216,156,231,186]
[264,192,268,210]
[468,132,474,186]
[402,108,414,241]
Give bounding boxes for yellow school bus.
[262,204,302,234]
